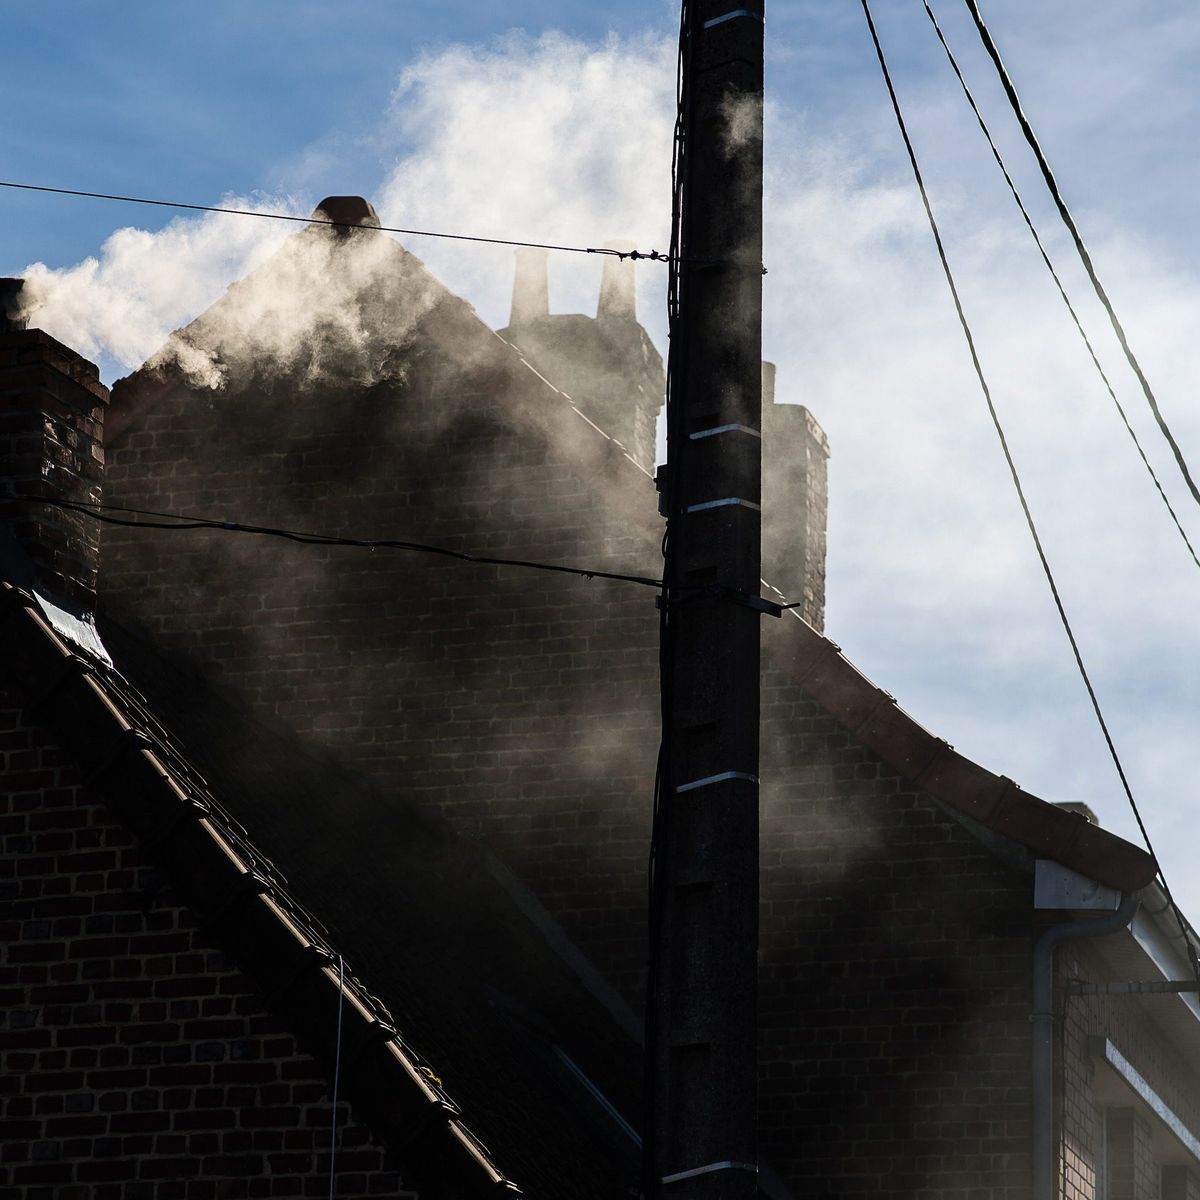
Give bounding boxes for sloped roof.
[0,581,643,1198]
[766,612,1155,890]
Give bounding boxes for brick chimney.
[0,278,110,613]
[761,360,829,631]
[498,244,664,473]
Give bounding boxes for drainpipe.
[1031,890,1138,1200]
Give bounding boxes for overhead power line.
[9,494,666,590]
[921,0,1200,574]
[959,0,1200,514]
[859,0,1196,974]
[11,493,808,615]
[0,178,670,264]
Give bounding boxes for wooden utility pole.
[648,1,764,1197]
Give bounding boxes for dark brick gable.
[1,682,413,1200]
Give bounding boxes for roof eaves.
[0,580,524,1198]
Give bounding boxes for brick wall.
[101,318,665,1005]
[0,329,109,609]
[99,266,1034,1196]
[0,684,415,1199]
[1060,939,1200,1200]
[1162,1163,1200,1200]
[758,662,1033,1198]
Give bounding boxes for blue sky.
[5,2,1200,917]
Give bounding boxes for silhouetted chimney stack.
[499,244,664,473]
[1,278,28,332]
[761,360,830,631]
[0,278,110,613]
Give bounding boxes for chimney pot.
[509,247,550,327]
[596,240,638,322]
[310,196,382,233]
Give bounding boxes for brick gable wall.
[101,336,664,1005]
[99,329,1045,1194]
[1,684,414,1199]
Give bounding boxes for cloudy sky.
[4,1,1199,914]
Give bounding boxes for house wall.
[759,659,1034,1198]
[97,300,1043,1196]
[0,683,415,1200]
[1060,940,1200,1200]
[101,325,665,1006]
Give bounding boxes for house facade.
[3,198,1200,1198]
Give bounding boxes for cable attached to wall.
[958,0,1200,514]
[921,0,1200,574]
[8,494,666,590]
[858,0,1198,979]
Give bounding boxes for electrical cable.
[329,954,345,1200]
[10,493,801,617]
[959,0,1200,514]
[859,0,1198,978]
[920,0,1200,574]
[0,178,670,265]
[644,4,692,1193]
[8,494,665,591]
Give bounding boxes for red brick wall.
[0,685,415,1199]
[1060,940,1200,1200]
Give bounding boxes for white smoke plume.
[16,32,677,385]
[19,198,304,380]
[374,31,676,331]
[151,218,443,392]
[12,20,1200,914]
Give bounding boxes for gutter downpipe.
[1032,890,1139,1200]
